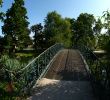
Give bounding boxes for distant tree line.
[0,0,110,57]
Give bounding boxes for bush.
[0,55,26,72]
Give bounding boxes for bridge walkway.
[28,49,97,100]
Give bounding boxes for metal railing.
[77,45,110,100]
[1,43,63,97]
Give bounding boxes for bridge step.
[27,78,96,100]
[45,49,89,81]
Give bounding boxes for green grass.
[15,52,36,64]
[15,53,33,57]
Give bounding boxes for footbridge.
[1,44,110,100]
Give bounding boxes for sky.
[0,0,110,36]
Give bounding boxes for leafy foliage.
[97,34,109,49]
[31,23,45,50]
[102,10,110,35]
[0,0,5,21]
[102,10,110,55]
[72,13,95,48]
[2,0,30,53]
[0,0,2,6]
[0,36,5,54]
[93,18,103,35]
[44,11,72,47]
[0,55,26,71]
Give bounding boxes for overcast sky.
[0,0,110,36]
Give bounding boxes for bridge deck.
[28,49,97,100]
[45,49,89,81]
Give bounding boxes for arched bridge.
[1,44,110,100]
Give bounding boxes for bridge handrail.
[2,43,63,96]
[18,43,63,73]
[77,45,109,99]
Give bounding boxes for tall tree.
[93,18,103,48]
[102,10,110,57]
[31,23,43,50]
[102,10,110,35]
[72,13,95,48]
[93,18,103,35]
[44,11,72,47]
[44,11,62,43]
[0,0,2,5]
[2,0,30,53]
[0,36,5,54]
[97,34,109,49]
[102,10,110,88]
[0,0,5,21]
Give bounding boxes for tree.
[93,18,103,48]
[44,11,62,44]
[97,34,109,49]
[31,23,44,50]
[102,10,110,59]
[72,13,95,48]
[0,36,5,54]
[31,23,43,50]
[0,0,2,5]
[44,11,72,47]
[2,0,30,53]
[102,10,110,35]
[0,0,5,21]
[93,18,103,35]
[60,18,72,47]
[102,10,110,85]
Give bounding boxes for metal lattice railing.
[1,43,63,97]
[77,45,110,100]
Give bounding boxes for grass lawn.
[15,49,38,64]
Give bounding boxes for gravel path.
[27,49,97,100]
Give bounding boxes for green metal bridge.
[1,44,110,100]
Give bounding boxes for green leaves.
[31,23,43,49]
[0,0,2,6]
[72,13,95,47]
[93,18,103,35]
[0,55,26,72]
[44,11,72,47]
[2,0,30,53]
[102,10,110,35]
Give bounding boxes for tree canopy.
[31,23,44,49]
[44,11,72,47]
[102,10,110,59]
[2,0,30,53]
[72,13,95,48]
[0,0,2,6]
[0,0,4,21]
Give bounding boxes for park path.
[27,49,97,100]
